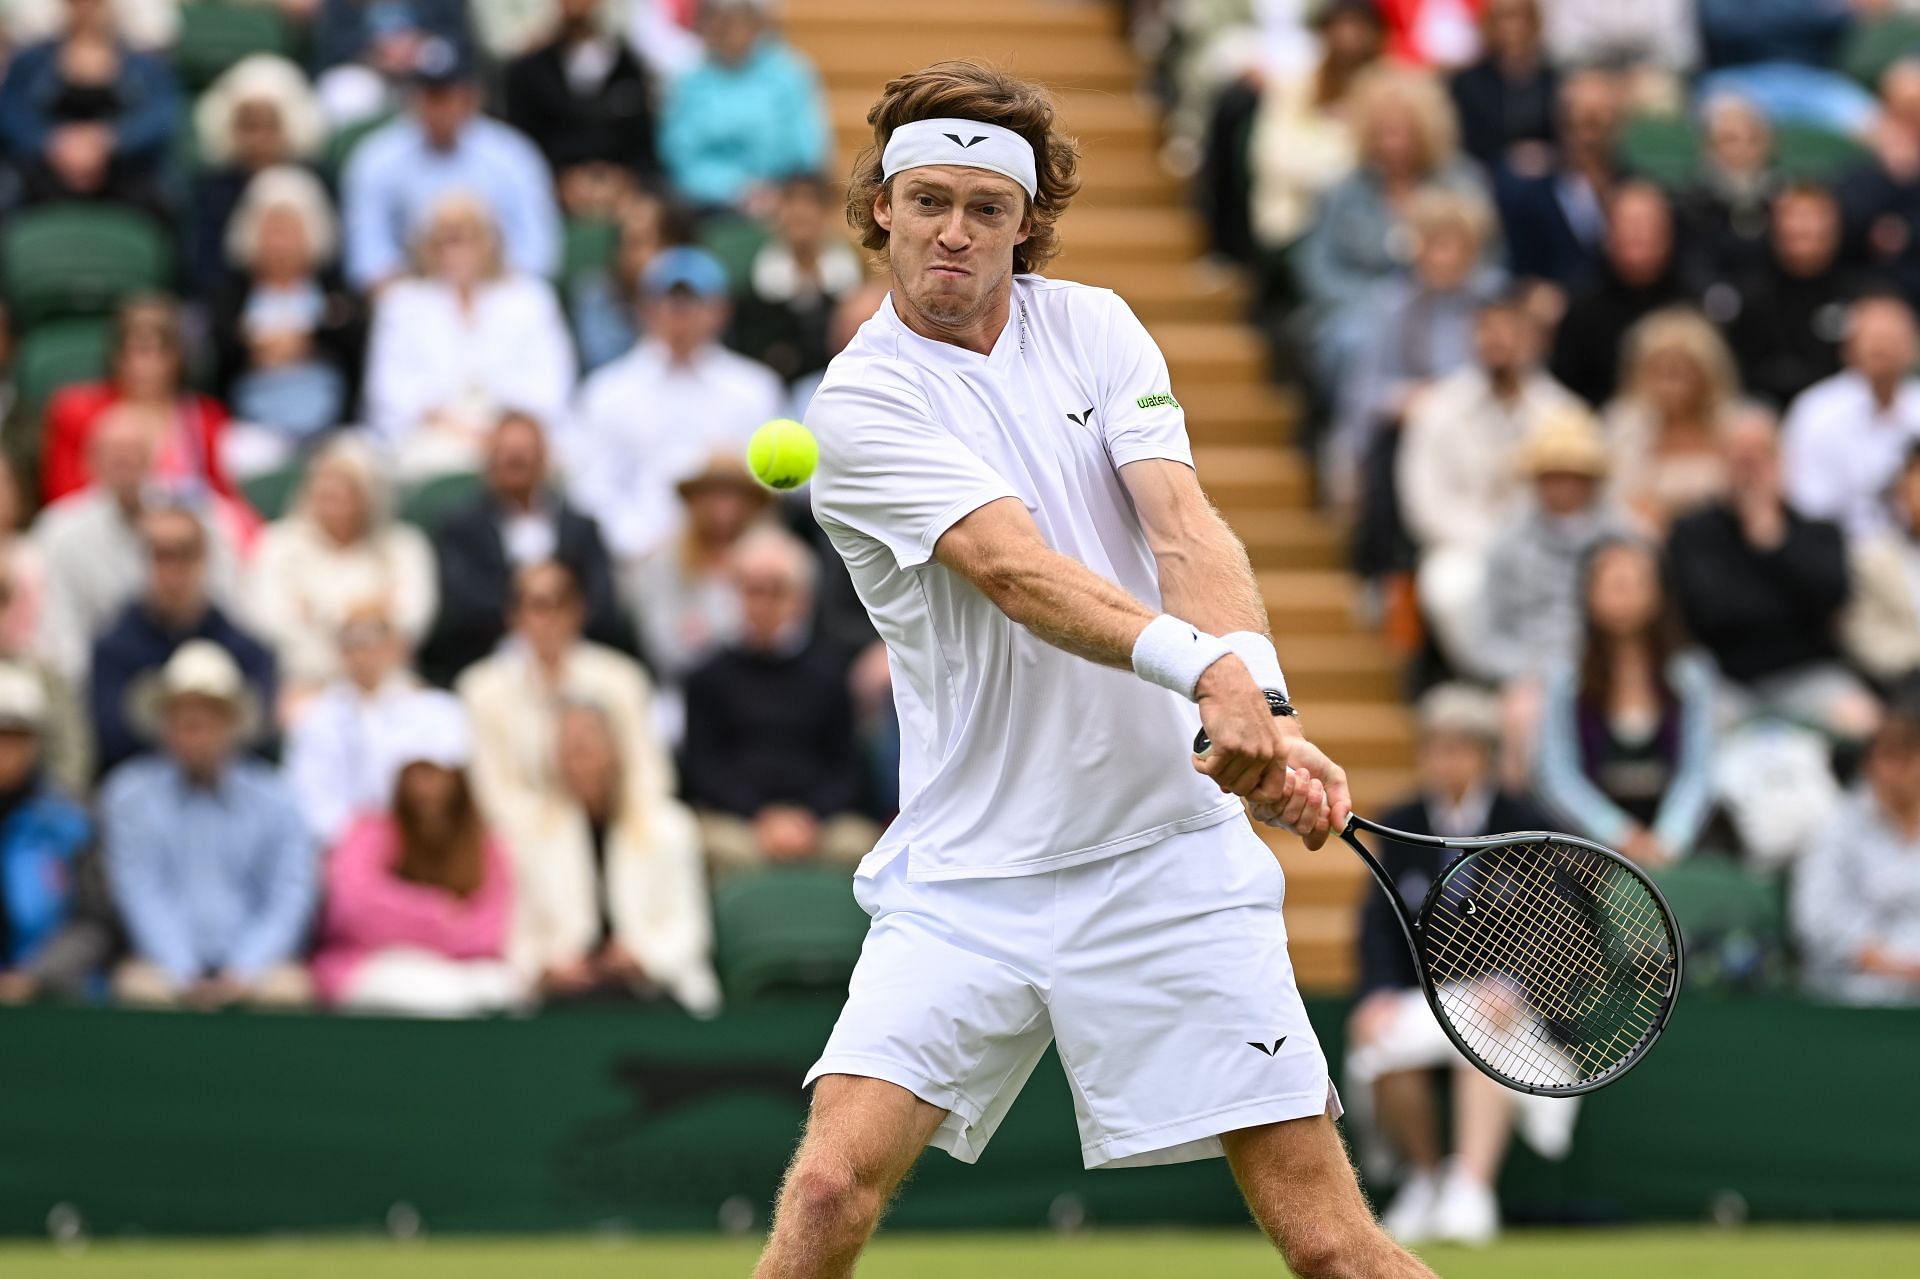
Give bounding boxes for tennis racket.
[1195,727,1683,1097]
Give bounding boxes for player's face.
[876,167,1031,333]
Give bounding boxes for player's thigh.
[1222,1112,1377,1246]
[792,1073,950,1190]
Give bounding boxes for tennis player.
[754,62,1436,1279]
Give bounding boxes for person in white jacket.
[458,558,718,1014]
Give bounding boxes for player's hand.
[1247,723,1350,851]
[1192,658,1285,799]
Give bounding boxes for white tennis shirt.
[807,275,1241,881]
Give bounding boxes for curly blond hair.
[845,60,1082,276]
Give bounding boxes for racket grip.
[1193,727,1211,755]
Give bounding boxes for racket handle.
[1193,727,1211,755]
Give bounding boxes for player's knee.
[784,1158,883,1238]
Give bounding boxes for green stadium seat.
[561,217,619,286]
[1773,125,1868,182]
[320,112,394,182]
[699,215,771,291]
[14,318,111,413]
[240,463,305,521]
[1618,114,1699,190]
[1840,15,1920,89]
[1651,858,1789,993]
[712,866,870,1003]
[398,471,481,528]
[174,3,291,94]
[1,204,171,328]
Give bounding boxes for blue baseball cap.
[643,246,729,299]
[409,36,474,87]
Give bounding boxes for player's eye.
[915,194,937,208]
[978,205,1002,217]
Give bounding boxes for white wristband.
[1223,630,1288,700]
[1132,613,1233,701]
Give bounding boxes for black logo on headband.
[944,133,989,148]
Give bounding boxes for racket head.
[1411,831,1683,1097]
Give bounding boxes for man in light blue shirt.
[341,37,561,290]
[104,642,317,1008]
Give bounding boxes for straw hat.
[675,453,775,505]
[129,641,262,740]
[1519,407,1610,478]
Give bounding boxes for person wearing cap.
[657,0,827,210]
[362,190,576,479]
[89,503,276,777]
[284,603,425,845]
[1344,683,1552,1247]
[102,640,317,1009]
[1470,406,1631,685]
[309,690,523,1016]
[339,32,560,291]
[0,662,93,1006]
[418,410,628,687]
[628,452,773,690]
[1668,405,1879,741]
[566,243,784,562]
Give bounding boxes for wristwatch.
[1264,689,1299,720]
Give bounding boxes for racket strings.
[1417,840,1677,1091]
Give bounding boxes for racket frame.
[1337,813,1684,1097]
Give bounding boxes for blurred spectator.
[471,0,563,60]
[2,0,177,52]
[1534,538,1716,868]
[1347,684,1553,1248]
[1694,0,1877,135]
[1539,0,1696,102]
[658,0,828,211]
[363,192,576,478]
[312,0,470,125]
[1399,295,1579,673]
[311,690,524,1016]
[1549,182,1690,406]
[212,166,364,465]
[1475,407,1628,685]
[459,561,717,1012]
[1793,693,1920,1005]
[40,297,235,508]
[504,0,660,214]
[1845,443,1920,686]
[568,186,698,373]
[1372,0,1481,68]
[1447,0,1556,177]
[629,454,770,688]
[0,303,14,428]
[1781,294,1920,538]
[682,526,877,877]
[1668,406,1879,739]
[241,438,435,710]
[1493,68,1626,289]
[516,698,719,1012]
[0,0,178,209]
[189,56,328,293]
[1604,308,1739,533]
[1676,95,1778,290]
[285,603,422,844]
[626,0,703,83]
[569,246,783,561]
[0,456,44,658]
[0,663,93,1005]
[728,173,866,384]
[1294,65,1493,395]
[1724,184,1860,407]
[32,415,238,685]
[419,411,624,686]
[1838,59,1920,306]
[89,504,275,775]
[340,36,559,291]
[1239,0,1385,256]
[103,641,314,1008]
[0,554,91,796]
[1331,187,1502,510]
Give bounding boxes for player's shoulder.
[1018,274,1151,345]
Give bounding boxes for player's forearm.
[1153,505,1270,639]
[976,546,1158,669]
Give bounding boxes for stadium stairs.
[785,0,1413,990]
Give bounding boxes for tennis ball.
[747,418,819,491]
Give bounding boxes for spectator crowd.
[0,0,895,1015]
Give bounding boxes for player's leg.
[1223,1114,1438,1279]
[754,1074,947,1279]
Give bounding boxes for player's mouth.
[929,264,970,279]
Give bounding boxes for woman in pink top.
[311,691,524,1016]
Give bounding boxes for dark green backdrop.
[0,995,1913,1237]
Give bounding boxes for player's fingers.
[1299,780,1332,850]
[1278,773,1314,830]
[1250,762,1297,806]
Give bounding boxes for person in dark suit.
[503,0,659,214]
[1492,68,1626,291]
[417,410,629,686]
[1348,684,1549,1248]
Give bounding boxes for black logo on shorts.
[1247,1037,1288,1056]
[945,133,989,148]
[1065,406,1096,428]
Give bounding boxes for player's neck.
[892,277,1014,356]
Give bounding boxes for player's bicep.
[930,495,1049,594]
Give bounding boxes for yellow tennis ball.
[747,418,819,491]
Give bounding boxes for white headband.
[881,117,1038,199]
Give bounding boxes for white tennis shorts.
[805,816,1340,1169]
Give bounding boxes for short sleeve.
[807,366,1020,570]
[1096,293,1193,470]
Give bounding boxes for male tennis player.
[754,62,1436,1279]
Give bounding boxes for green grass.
[2,1229,1918,1278]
